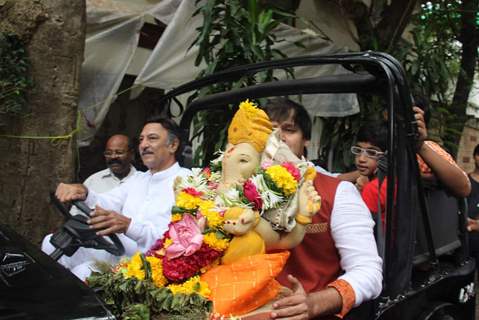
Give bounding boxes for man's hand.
[55,183,88,202]
[355,175,369,192]
[88,205,131,236]
[467,218,479,232]
[271,275,310,319]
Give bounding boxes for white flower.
[215,188,251,209]
[250,174,283,210]
[176,168,210,195]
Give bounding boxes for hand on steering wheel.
[49,193,125,257]
[88,206,132,236]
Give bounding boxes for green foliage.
[321,0,473,168]
[190,0,295,165]
[0,33,32,124]
[397,1,465,153]
[87,261,211,319]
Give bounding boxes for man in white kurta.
[70,134,138,215]
[45,118,190,280]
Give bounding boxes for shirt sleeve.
[125,169,191,253]
[69,174,96,216]
[84,176,132,212]
[331,181,383,306]
[315,165,340,177]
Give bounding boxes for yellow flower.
[164,238,173,248]
[304,166,317,181]
[125,253,145,280]
[167,276,211,298]
[199,200,223,228]
[171,213,182,222]
[265,165,298,196]
[203,232,230,251]
[146,256,168,287]
[176,191,202,210]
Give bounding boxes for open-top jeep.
[0,52,475,320]
[159,51,476,320]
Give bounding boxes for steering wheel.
[49,193,125,259]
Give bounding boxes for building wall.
[457,120,479,174]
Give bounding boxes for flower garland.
[88,157,316,319]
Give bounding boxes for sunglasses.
[351,146,384,159]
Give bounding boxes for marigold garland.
[176,191,203,210]
[167,276,211,298]
[171,213,182,222]
[125,252,146,280]
[265,165,298,196]
[146,255,168,287]
[203,232,230,251]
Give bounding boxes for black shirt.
[467,174,479,218]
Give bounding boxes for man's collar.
[147,162,180,179]
[102,165,136,181]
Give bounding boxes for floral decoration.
[88,155,316,319]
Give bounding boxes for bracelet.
[295,213,312,225]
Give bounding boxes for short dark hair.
[356,121,388,152]
[264,97,312,140]
[143,116,184,160]
[473,144,479,157]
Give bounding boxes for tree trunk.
[374,0,417,51]
[339,0,418,51]
[0,0,85,244]
[448,0,479,154]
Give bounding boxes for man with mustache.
[43,118,190,280]
[66,134,137,216]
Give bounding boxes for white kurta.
[332,181,383,306]
[42,162,190,280]
[69,166,137,216]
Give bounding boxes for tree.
[320,0,478,169]
[0,0,85,244]
[191,0,294,165]
[448,0,479,153]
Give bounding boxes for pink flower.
[166,214,204,259]
[208,181,219,190]
[282,162,301,181]
[243,179,263,210]
[183,187,203,197]
[202,167,211,177]
[261,160,273,170]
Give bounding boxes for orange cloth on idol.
[201,251,289,316]
[228,100,272,153]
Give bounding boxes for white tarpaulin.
[79,0,360,147]
[78,0,182,146]
[134,0,359,119]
